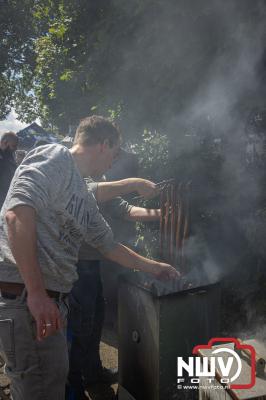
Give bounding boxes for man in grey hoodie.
[0,115,178,400]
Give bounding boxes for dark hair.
[0,131,18,144]
[74,115,121,147]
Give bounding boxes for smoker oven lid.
[119,269,220,298]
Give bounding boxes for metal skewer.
[159,181,191,274]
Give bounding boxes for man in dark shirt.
[68,192,161,400]
[0,131,18,209]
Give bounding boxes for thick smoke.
[106,0,266,334]
[104,0,266,139]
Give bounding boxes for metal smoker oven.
[118,273,220,400]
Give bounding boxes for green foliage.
[0,74,14,119]
[0,0,36,120]
[2,0,266,137]
[107,104,123,122]
[130,130,169,257]
[130,129,169,179]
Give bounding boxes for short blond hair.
[74,115,121,147]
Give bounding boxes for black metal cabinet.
[118,274,221,400]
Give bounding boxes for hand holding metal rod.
[132,179,175,200]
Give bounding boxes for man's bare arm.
[5,205,62,340]
[104,243,179,280]
[95,178,160,202]
[125,206,161,222]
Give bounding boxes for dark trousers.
[68,260,104,390]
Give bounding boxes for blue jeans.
[68,260,104,390]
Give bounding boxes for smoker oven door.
[118,279,220,400]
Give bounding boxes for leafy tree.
[2,0,266,139]
[4,0,265,137]
[0,0,37,119]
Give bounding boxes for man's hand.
[135,179,160,199]
[6,205,64,340]
[105,243,181,281]
[152,263,181,281]
[27,293,63,341]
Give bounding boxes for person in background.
[105,148,139,181]
[102,149,140,324]
[0,131,19,209]
[68,180,161,399]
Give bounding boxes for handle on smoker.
[188,290,207,296]
[132,330,141,343]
